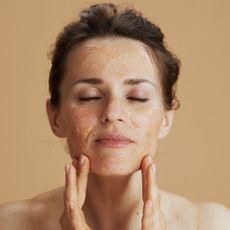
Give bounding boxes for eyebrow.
[71,77,156,88]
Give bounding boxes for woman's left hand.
[140,155,166,230]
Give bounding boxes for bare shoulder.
[198,201,230,229]
[0,187,64,230]
[160,190,200,229]
[160,190,230,229]
[0,199,40,229]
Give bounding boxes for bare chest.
[36,209,198,230]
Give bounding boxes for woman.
[0,3,229,230]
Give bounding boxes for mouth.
[95,132,134,148]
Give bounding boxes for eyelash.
[78,97,149,103]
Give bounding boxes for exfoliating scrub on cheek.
[61,37,166,175]
[130,102,164,161]
[65,106,98,159]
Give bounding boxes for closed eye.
[78,97,102,101]
[78,97,149,102]
[127,97,149,102]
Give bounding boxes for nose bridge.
[101,92,125,122]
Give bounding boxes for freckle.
[136,211,139,215]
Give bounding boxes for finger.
[141,158,147,202]
[141,199,154,229]
[142,199,166,230]
[142,201,164,230]
[65,163,78,210]
[64,163,85,228]
[147,163,160,208]
[142,161,165,230]
[141,155,153,201]
[75,155,90,208]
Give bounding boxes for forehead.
[65,36,159,81]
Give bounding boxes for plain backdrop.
[0,0,229,207]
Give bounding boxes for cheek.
[133,111,161,142]
[130,104,163,134]
[130,106,163,156]
[66,108,98,156]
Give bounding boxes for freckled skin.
[58,36,166,176]
[1,36,229,230]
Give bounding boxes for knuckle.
[64,200,77,210]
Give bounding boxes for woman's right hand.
[59,154,93,230]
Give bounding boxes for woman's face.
[53,36,171,176]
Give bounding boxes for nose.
[100,97,126,124]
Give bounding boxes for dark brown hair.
[48,2,181,110]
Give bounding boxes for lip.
[95,132,134,148]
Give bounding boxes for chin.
[89,155,140,177]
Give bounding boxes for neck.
[83,170,143,229]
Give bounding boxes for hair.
[48,2,181,111]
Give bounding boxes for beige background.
[0,0,229,207]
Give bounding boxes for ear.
[46,98,66,138]
[158,109,175,139]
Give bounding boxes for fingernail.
[79,154,86,165]
[151,164,157,175]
